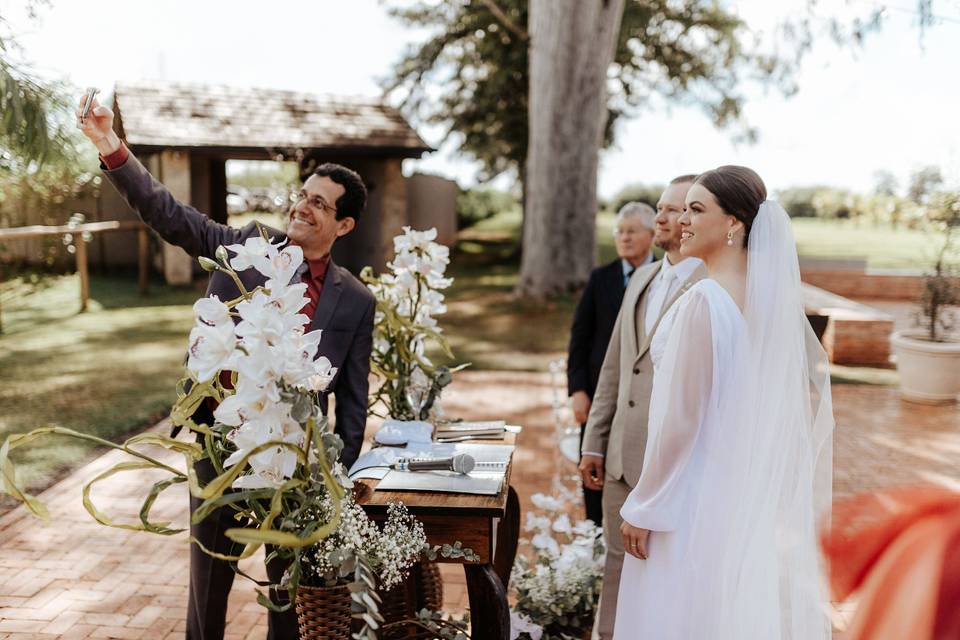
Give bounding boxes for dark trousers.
[187,456,300,640]
[578,424,604,526]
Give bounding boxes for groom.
[78,95,375,640]
[579,175,706,639]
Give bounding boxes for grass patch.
[791,218,935,270]
[0,273,198,505]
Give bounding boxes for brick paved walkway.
[1,371,957,639]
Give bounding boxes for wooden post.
[138,227,150,296]
[76,238,90,312]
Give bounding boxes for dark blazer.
[567,258,652,399]
[104,153,374,467]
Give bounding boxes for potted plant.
[891,192,960,404]
[294,495,427,638]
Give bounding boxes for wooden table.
[355,433,521,639]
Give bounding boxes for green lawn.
[0,273,198,508]
[790,218,935,270]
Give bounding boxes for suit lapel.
[634,264,708,364]
[624,266,658,358]
[309,261,343,332]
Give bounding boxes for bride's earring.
[726,230,735,246]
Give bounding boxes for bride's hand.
[620,522,650,560]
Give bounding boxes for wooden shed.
[104,81,436,283]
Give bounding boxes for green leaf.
[139,476,187,534]
[82,461,162,531]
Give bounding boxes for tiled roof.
[112,81,430,155]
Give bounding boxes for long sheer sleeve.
[620,289,715,532]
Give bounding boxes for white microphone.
[391,453,476,475]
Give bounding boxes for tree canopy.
[383,0,828,183]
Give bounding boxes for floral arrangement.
[300,497,426,591]
[362,227,465,421]
[510,493,605,640]
[0,231,359,618]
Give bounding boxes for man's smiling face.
[286,174,355,259]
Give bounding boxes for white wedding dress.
[612,202,833,640]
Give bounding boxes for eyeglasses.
[613,228,647,237]
[295,191,337,216]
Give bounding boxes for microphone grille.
[451,453,476,474]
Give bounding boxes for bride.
[612,166,833,639]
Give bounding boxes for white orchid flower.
[252,243,304,285]
[223,403,301,469]
[187,322,237,382]
[426,241,449,264]
[306,356,338,392]
[266,280,309,315]
[389,251,418,273]
[277,330,324,386]
[193,295,231,327]
[225,236,274,271]
[213,392,247,427]
[235,291,287,344]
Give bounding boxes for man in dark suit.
[567,201,655,524]
[78,95,374,640]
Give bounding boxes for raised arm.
[76,93,243,259]
[620,290,715,555]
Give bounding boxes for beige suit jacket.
[581,259,708,487]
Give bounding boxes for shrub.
[456,187,518,229]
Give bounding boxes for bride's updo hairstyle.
[694,166,766,248]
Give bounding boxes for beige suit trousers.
[597,473,632,640]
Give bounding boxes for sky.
[4,0,960,198]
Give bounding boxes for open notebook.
[348,443,515,495]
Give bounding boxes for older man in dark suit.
[78,95,374,640]
[566,201,655,524]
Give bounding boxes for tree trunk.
[516,0,626,298]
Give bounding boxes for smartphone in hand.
[80,87,99,124]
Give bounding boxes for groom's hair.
[312,163,368,223]
[670,174,698,185]
[694,166,767,248]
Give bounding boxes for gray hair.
[616,201,655,230]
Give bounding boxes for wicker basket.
[296,583,354,639]
[297,563,444,639]
[379,562,444,638]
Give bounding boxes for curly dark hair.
[694,166,767,248]
[312,163,367,222]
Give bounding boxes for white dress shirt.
[643,256,703,334]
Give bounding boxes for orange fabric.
[823,486,960,640]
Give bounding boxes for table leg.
[464,563,510,640]
[493,485,521,588]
